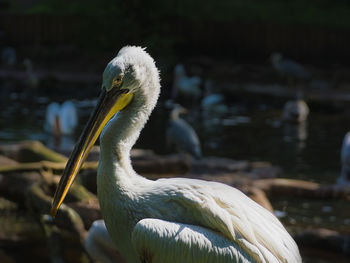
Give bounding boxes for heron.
[337,131,350,185]
[45,101,78,136]
[50,46,301,263]
[166,103,201,159]
[270,53,311,88]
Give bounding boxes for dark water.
[1,88,350,262]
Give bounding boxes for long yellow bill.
[50,87,133,218]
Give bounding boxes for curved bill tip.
[50,207,58,218]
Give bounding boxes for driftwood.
[0,156,189,176]
[0,160,97,174]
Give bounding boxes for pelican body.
[51,46,301,263]
[338,131,350,184]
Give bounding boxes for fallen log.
[252,178,319,198]
[0,156,189,176]
[0,141,67,163]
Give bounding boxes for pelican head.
[50,46,160,217]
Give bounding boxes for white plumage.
[51,46,301,263]
[172,64,201,100]
[282,99,309,123]
[85,220,120,263]
[45,101,78,135]
[337,131,350,184]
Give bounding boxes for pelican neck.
[99,94,152,181]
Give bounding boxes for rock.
[0,249,15,263]
[252,178,350,201]
[0,171,42,204]
[0,155,18,165]
[68,199,102,229]
[294,228,350,254]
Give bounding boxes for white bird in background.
[172,63,201,101]
[201,80,228,117]
[282,99,309,123]
[51,46,301,263]
[337,131,350,185]
[45,101,78,136]
[166,103,201,159]
[85,220,122,263]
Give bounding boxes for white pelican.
[166,104,201,159]
[201,80,228,117]
[44,101,78,136]
[51,46,301,263]
[282,99,309,123]
[337,131,350,184]
[172,64,201,101]
[85,220,122,263]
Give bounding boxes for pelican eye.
[112,76,123,88]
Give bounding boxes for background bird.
[172,63,202,102]
[84,220,122,263]
[23,58,39,90]
[270,52,311,88]
[282,98,309,123]
[201,80,228,118]
[166,103,201,159]
[44,101,78,136]
[337,131,350,185]
[51,46,301,263]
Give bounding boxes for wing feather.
[150,178,301,263]
[132,218,256,263]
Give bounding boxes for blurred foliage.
[22,0,350,28]
[6,0,350,57]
